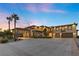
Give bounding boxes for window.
[56,28,59,31]
[65,26,67,29]
[61,27,65,32]
[68,26,72,30]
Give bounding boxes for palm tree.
[6,16,12,32]
[11,14,19,41]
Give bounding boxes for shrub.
[0,39,8,43]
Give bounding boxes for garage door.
[62,33,73,38]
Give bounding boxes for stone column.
[53,33,55,38]
[73,32,76,38]
[60,33,62,38]
[53,27,56,38]
[30,30,33,38]
[72,24,77,38]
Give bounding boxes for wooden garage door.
[62,33,73,38]
[55,33,60,38]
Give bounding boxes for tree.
[3,30,13,39]
[0,30,13,43]
[11,14,19,41]
[6,16,12,32]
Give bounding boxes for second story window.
[56,27,59,31]
[61,27,65,32]
[68,26,72,30]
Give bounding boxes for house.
[50,23,77,38]
[12,23,78,39]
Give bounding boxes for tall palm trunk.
[14,19,16,41]
[8,20,10,32]
[7,17,12,32]
[11,14,19,41]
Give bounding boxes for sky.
[0,3,79,31]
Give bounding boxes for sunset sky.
[0,3,79,30]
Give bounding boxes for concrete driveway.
[0,38,79,56]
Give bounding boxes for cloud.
[26,4,66,13]
[0,13,10,30]
[27,19,42,26]
[27,19,48,26]
[26,4,37,13]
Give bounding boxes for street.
[0,38,79,56]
